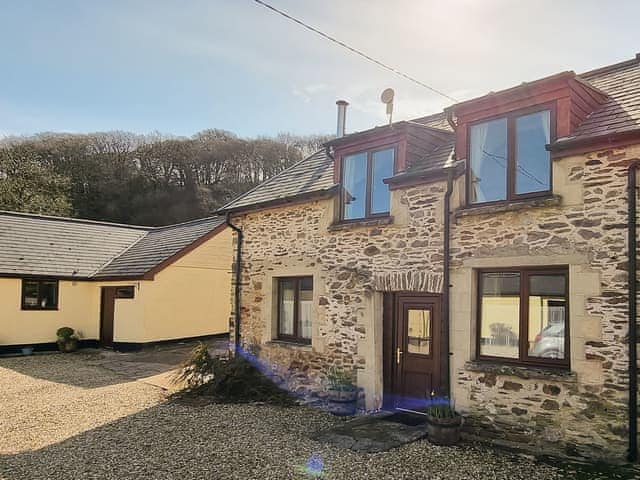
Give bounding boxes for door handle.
[396,347,403,364]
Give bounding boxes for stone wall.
[231,182,448,409]
[449,145,640,459]
[230,143,639,459]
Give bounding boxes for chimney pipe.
[336,100,349,138]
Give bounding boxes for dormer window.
[342,147,394,220]
[468,107,553,205]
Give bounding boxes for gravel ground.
[0,353,637,480]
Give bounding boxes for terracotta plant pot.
[57,338,78,353]
[326,388,357,416]
[426,414,463,445]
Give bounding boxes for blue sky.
[1,0,639,138]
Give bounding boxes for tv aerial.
[381,88,395,125]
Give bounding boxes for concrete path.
[95,336,229,391]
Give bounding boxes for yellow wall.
[0,227,232,346]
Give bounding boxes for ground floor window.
[277,276,313,344]
[477,267,568,367]
[21,279,59,310]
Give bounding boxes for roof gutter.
[225,212,243,354]
[549,129,640,157]
[628,161,639,462]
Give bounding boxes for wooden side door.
[100,287,116,348]
[386,293,442,410]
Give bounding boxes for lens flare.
[304,453,324,476]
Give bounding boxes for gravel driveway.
[0,352,636,479]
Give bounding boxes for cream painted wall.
[0,278,100,345]
[0,227,232,346]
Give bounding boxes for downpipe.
[225,213,243,354]
[441,166,455,398]
[628,161,639,462]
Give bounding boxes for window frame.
[339,144,397,222]
[21,278,59,311]
[466,103,556,207]
[276,276,313,345]
[475,266,570,368]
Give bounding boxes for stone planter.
[426,414,463,445]
[326,388,357,416]
[57,338,78,353]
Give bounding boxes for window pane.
[40,281,57,308]
[407,308,431,355]
[479,272,520,358]
[342,152,367,219]
[516,110,551,194]
[22,281,39,307]
[470,118,507,204]
[298,277,313,340]
[371,149,394,214]
[528,274,566,360]
[278,280,295,336]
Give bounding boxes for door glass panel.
[278,279,295,336]
[479,272,520,358]
[528,274,566,359]
[407,308,431,355]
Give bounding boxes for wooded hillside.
[0,130,330,226]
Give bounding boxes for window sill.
[328,216,393,231]
[455,195,561,218]
[266,339,312,349]
[464,361,576,383]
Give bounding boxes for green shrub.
[56,327,75,339]
[173,343,296,407]
[424,397,458,419]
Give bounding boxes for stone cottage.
[219,54,640,460]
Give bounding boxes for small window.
[277,276,313,344]
[21,279,59,310]
[477,268,568,367]
[469,108,552,205]
[342,147,394,220]
[115,286,135,299]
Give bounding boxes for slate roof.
[220,55,640,212]
[95,216,226,279]
[565,56,640,142]
[0,211,226,279]
[219,149,337,212]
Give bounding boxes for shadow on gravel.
[1,401,639,480]
[0,353,129,389]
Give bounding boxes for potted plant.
[325,366,357,416]
[56,327,79,353]
[424,395,463,445]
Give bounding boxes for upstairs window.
[469,108,552,205]
[22,279,58,310]
[342,147,394,220]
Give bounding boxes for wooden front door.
[100,287,116,348]
[385,293,442,410]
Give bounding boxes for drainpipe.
[225,212,243,354]
[628,161,639,462]
[441,159,456,398]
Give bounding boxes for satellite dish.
[380,88,395,125]
[381,88,395,104]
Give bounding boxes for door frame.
[382,291,443,409]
